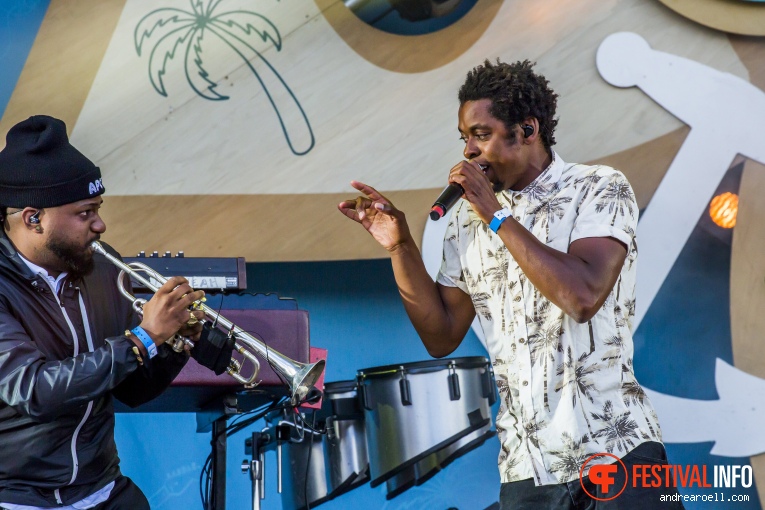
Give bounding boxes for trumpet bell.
[291,359,326,403]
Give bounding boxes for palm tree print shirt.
[437,152,662,485]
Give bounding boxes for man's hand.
[139,277,206,345]
[338,181,414,252]
[177,309,205,345]
[338,182,475,357]
[448,160,502,223]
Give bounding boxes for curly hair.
[458,59,558,148]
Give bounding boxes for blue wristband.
[489,207,512,233]
[131,326,158,359]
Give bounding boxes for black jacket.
[0,235,188,507]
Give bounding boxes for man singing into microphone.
[338,60,683,508]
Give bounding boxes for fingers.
[449,160,481,180]
[140,277,208,342]
[350,180,385,201]
[355,196,370,220]
[177,321,203,341]
[337,195,394,222]
[338,182,399,230]
[159,276,205,307]
[449,161,491,192]
[157,276,190,297]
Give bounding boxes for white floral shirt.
[437,152,662,485]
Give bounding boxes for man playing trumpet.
[0,115,204,509]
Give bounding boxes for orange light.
[709,192,738,229]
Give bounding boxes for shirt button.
[519,338,526,344]
[522,380,528,386]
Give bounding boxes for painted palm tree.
[471,291,493,321]
[624,297,636,319]
[622,379,658,437]
[595,178,636,225]
[555,346,601,433]
[590,400,640,454]
[134,0,315,155]
[494,357,520,408]
[484,249,511,331]
[570,169,602,206]
[623,224,638,270]
[523,170,557,203]
[600,334,623,368]
[548,431,591,481]
[499,442,525,482]
[528,196,573,232]
[528,309,564,412]
[523,410,549,450]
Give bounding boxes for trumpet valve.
[228,358,242,374]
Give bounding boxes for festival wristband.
[130,326,158,359]
[489,207,512,233]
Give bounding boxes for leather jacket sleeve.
[112,343,188,408]
[0,301,142,421]
[0,302,189,418]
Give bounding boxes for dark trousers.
[499,442,685,509]
[93,476,150,510]
[0,477,149,510]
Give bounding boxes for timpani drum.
[323,380,370,498]
[357,356,495,487]
[384,421,496,500]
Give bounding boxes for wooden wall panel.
[731,159,765,508]
[0,0,127,137]
[0,0,757,263]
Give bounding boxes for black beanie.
[0,115,105,208]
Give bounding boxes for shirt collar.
[17,253,69,294]
[501,150,565,204]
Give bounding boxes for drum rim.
[323,380,359,394]
[328,465,370,500]
[357,356,489,378]
[437,427,495,470]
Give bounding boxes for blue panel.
[352,0,479,36]
[0,0,50,118]
[117,258,500,510]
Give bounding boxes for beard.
[45,233,96,277]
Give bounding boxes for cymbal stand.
[242,431,268,510]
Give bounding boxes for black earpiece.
[521,124,534,138]
[29,211,41,224]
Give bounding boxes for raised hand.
[448,160,502,224]
[338,181,413,252]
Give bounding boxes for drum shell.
[322,380,370,497]
[358,357,494,487]
[280,432,330,510]
[384,422,495,500]
[325,416,369,496]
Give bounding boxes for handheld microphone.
[430,183,464,220]
[429,164,486,220]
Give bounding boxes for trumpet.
[90,241,325,404]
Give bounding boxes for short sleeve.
[436,214,469,293]
[570,169,638,250]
